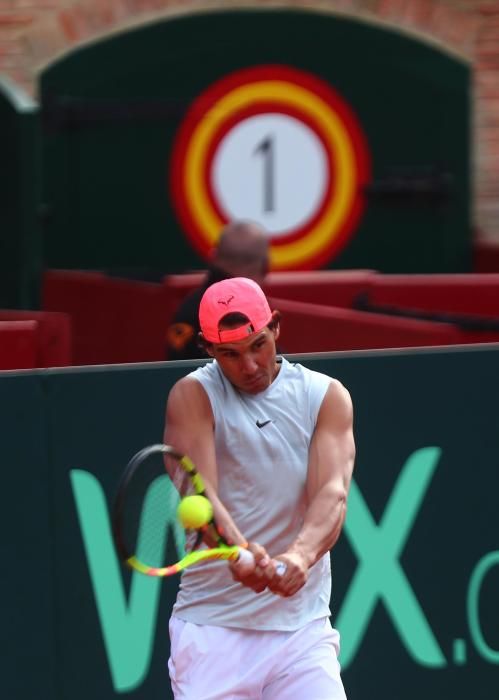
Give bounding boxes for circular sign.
[169,65,371,270]
[212,113,328,236]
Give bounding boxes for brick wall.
[1,0,498,245]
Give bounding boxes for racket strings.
[164,453,188,494]
[114,444,238,577]
[166,457,200,499]
[124,470,185,568]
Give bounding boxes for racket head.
[112,444,204,575]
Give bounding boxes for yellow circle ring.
[183,80,358,268]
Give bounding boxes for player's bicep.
[307,380,355,501]
[164,377,219,491]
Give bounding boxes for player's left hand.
[266,552,309,597]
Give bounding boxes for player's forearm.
[287,481,347,568]
[202,481,247,547]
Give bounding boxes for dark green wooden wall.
[39,9,470,275]
[0,77,41,308]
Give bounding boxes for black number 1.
[254,135,275,213]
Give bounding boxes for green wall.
[2,345,498,698]
[0,76,41,308]
[40,9,470,274]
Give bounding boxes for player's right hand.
[229,541,278,593]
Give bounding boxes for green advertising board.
[2,345,498,698]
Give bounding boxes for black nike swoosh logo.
[256,419,272,428]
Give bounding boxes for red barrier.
[264,269,377,307]
[161,270,377,309]
[0,310,71,368]
[0,320,38,370]
[162,272,205,300]
[365,273,499,316]
[271,297,464,353]
[43,270,169,364]
[42,269,499,366]
[473,241,499,274]
[161,272,205,324]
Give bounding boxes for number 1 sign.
[169,65,371,271]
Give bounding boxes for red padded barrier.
[0,320,38,370]
[162,272,205,297]
[264,270,377,307]
[271,297,464,353]
[161,272,205,317]
[0,310,71,368]
[42,269,499,366]
[473,241,499,274]
[161,270,378,309]
[43,270,170,364]
[43,270,117,364]
[365,274,499,317]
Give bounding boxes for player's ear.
[198,332,215,357]
[269,310,281,341]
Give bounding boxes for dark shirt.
[165,267,230,360]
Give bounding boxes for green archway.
[40,9,470,275]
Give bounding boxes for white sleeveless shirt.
[172,356,333,630]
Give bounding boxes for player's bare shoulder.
[169,373,204,401]
[167,374,213,421]
[329,377,353,407]
[319,378,354,427]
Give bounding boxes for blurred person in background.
[166,220,270,360]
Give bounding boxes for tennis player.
[164,277,355,699]
[165,219,269,360]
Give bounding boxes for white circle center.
[211,113,328,237]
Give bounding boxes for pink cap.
[199,277,272,343]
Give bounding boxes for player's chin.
[241,375,268,393]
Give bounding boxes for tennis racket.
[112,443,259,577]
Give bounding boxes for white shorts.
[168,616,347,700]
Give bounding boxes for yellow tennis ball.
[177,495,213,529]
